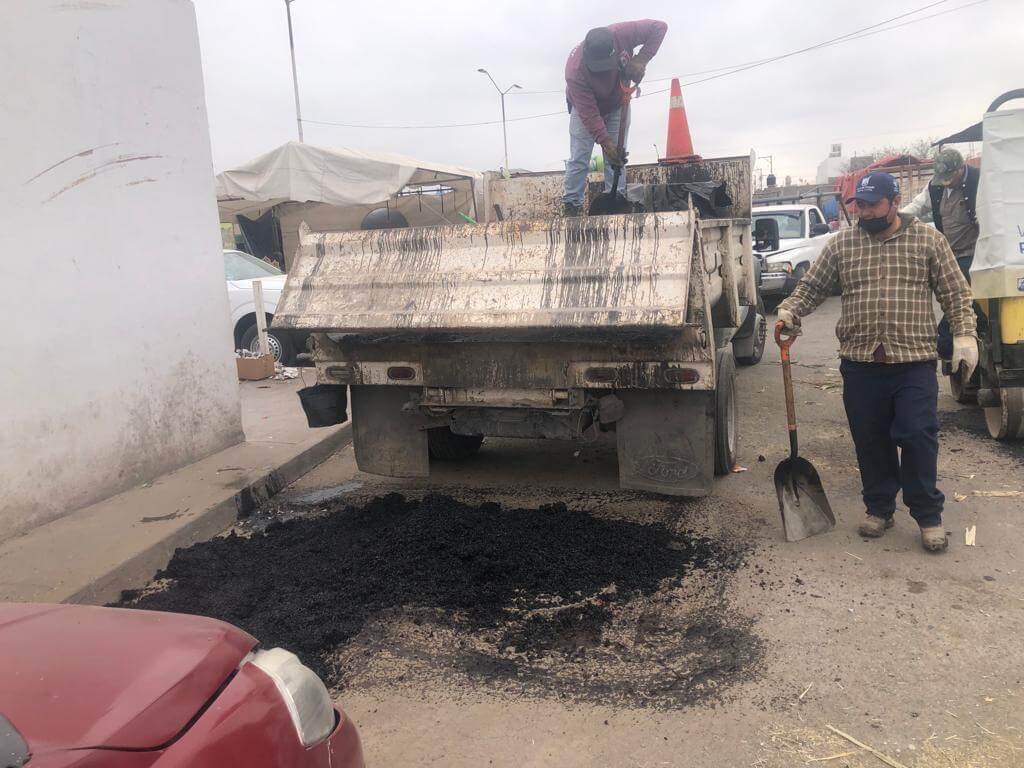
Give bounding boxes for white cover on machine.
[972,106,1024,299]
[215,141,480,214]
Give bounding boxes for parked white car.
[752,204,836,303]
[223,250,306,364]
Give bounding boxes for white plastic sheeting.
[216,141,480,216]
[972,107,1024,299]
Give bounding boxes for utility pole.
[285,0,303,142]
[477,69,521,171]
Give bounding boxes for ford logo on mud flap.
[633,455,698,483]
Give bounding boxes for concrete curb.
[67,424,352,606]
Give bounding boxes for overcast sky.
[193,0,1022,182]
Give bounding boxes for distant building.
[815,143,846,185]
[848,156,874,172]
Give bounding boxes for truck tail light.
[387,366,416,381]
[665,367,700,384]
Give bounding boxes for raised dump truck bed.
[275,157,762,496]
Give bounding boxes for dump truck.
[275,155,764,496]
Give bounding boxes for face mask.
[858,215,891,235]
[857,200,894,234]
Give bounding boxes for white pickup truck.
[752,204,835,304]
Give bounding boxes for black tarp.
[237,210,284,270]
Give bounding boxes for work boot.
[920,526,948,553]
[858,515,894,538]
[563,202,583,217]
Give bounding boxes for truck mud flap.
[616,390,714,497]
[350,386,428,478]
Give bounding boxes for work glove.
[623,57,647,84]
[951,335,979,379]
[600,141,628,168]
[776,307,802,336]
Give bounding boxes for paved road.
[275,296,1024,767]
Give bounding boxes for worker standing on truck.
[776,172,978,553]
[561,19,668,217]
[901,148,981,359]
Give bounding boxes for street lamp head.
[511,84,522,90]
[477,68,488,74]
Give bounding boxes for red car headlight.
[248,648,335,747]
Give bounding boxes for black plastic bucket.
[297,384,348,428]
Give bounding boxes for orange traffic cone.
[660,78,700,164]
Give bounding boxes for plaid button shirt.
[778,215,976,363]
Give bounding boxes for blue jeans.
[840,360,943,527]
[561,107,625,206]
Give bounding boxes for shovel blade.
[774,456,835,542]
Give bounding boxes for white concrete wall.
[0,0,243,540]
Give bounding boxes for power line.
[302,0,989,131]
[636,0,988,99]
[514,0,978,96]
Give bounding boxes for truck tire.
[428,427,484,460]
[734,297,767,366]
[241,322,294,365]
[714,349,738,475]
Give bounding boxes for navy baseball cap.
[847,172,900,203]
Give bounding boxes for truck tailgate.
[273,212,699,334]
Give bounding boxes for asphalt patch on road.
[939,407,1023,464]
[118,493,761,709]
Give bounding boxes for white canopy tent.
[217,141,482,214]
[216,142,483,267]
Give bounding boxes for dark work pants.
[936,255,973,359]
[840,360,944,527]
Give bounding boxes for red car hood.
[0,604,256,753]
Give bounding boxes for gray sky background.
[193,0,1023,182]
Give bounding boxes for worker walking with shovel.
[776,172,978,553]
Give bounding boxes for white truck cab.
[752,204,835,302]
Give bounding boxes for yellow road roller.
[940,89,1024,440]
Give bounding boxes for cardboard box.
[236,354,276,381]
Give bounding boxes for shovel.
[589,83,634,216]
[773,322,835,542]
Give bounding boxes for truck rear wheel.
[734,297,767,366]
[428,427,484,460]
[714,349,738,475]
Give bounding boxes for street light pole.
[285,0,303,142]
[477,69,521,171]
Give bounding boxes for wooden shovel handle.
[775,322,799,458]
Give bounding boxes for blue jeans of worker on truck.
[562,107,626,210]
